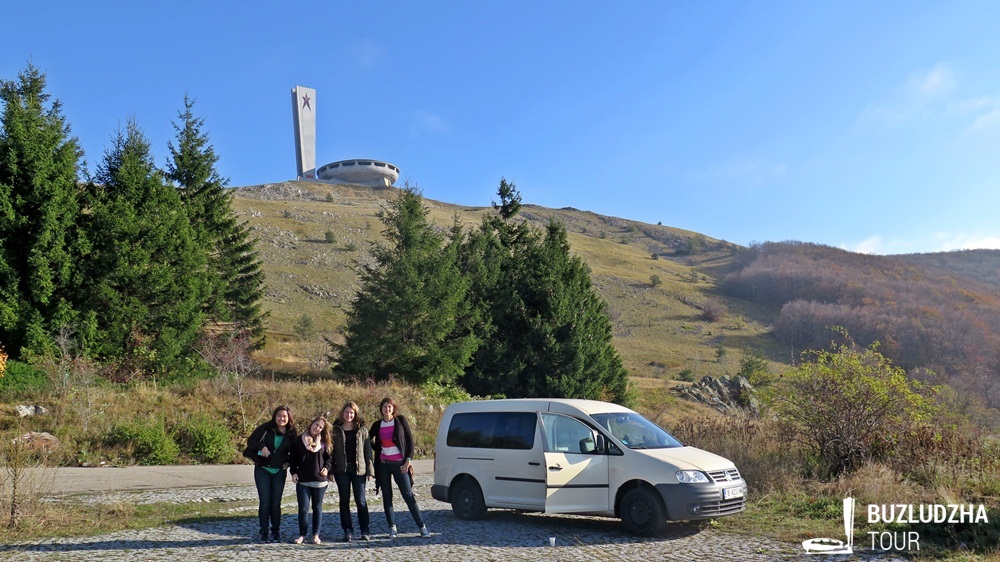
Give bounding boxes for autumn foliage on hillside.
[720,242,1000,414]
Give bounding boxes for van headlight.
[676,470,710,484]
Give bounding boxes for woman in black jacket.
[370,397,429,539]
[289,416,333,544]
[246,405,296,543]
[332,401,374,541]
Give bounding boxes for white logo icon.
[802,497,855,554]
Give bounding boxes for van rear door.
[540,413,610,513]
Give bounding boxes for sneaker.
[259,532,269,543]
[270,532,281,543]
[341,530,353,542]
[389,525,397,539]
[360,533,371,541]
[420,525,431,538]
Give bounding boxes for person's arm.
[321,445,332,477]
[363,427,374,478]
[288,439,300,482]
[398,415,415,461]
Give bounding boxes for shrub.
[107,419,179,465]
[174,417,233,464]
[770,330,938,477]
[324,230,336,244]
[0,360,50,393]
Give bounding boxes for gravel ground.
[2,476,905,561]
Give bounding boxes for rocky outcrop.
[672,375,760,415]
[15,404,48,417]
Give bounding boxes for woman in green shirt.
[247,405,297,542]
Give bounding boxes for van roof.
[444,398,635,416]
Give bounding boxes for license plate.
[723,486,746,500]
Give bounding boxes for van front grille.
[695,497,746,517]
[707,468,742,483]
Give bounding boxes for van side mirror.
[579,437,596,454]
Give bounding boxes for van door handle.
[529,462,541,466]
[548,464,563,471]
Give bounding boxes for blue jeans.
[295,483,327,537]
[334,470,370,534]
[378,460,424,529]
[254,466,287,536]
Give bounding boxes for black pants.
[334,470,370,533]
[253,466,287,536]
[378,460,424,529]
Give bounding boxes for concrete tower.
[291,85,316,179]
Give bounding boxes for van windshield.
[590,413,684,449]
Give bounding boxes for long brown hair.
[338,401,366,428]
[305,416,333,451]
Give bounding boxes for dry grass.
[231,180,782,382]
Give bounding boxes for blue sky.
[5,1,1000,255]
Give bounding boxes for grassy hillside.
[231,180,782,403]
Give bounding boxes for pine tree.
[335,186,478,386]
[80,118,207,378]
[166,96,267,342]
[463,179,632,404]
[0,64,84,357]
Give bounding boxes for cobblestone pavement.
[3,476,904,562]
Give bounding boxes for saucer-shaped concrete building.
[316,159,400,187]
[292,85,400,187]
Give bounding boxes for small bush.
[107,420,179,465]
[676,369,696,382]
[174,417,233,464]
[0,360,50,393]
[324,230,336,244]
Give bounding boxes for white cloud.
[688,158,788,186]
[932,232,1000,251]
[350,38,386,69]
[408,110,449,138]
[845,235,885,255]
[859,63,957,124]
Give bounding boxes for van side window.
[446,412,536,450]
[541,413,599,454]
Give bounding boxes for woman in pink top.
[369,397,430,538]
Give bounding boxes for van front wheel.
[451,477,487,520]
[620,487,667,536]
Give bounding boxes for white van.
[431,399,745,536]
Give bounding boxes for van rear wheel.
[621,487,667,536]
[451,477,487,520]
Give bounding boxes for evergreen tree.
[0,64,84,357]
[463,179,632,404]
[166,96,267,342]
[335,186,478,386]
[80,119,207,378]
